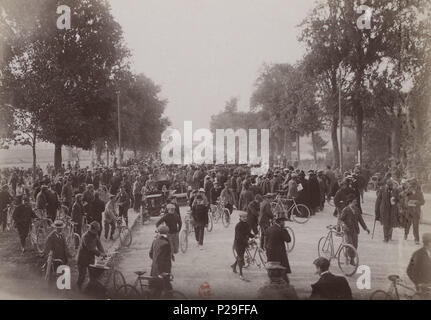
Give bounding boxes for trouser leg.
[412,212,420,242]
[77,264,88,289]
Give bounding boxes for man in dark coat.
[404,179,425,244]
[116,185,130,226]
[265,216,291,284]
[310,257,353,300]
[156,204,182,255]
[77,221,105,290]
[231,211,255,280]
[149,225,172,298]
[12,196,37,253]
[89,192,105,237]
[375,179,399,242]
[44,220,69,268]
[247,194,262,235]
[238,182,254,212]
[257,261,298,300]
[191,194,208,248]
[407,233,431,291]
[307,171,321,215]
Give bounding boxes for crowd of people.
[0,156,429,299]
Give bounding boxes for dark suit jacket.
[407,247,431,286]
[149,236,172,277]
[310,272,353,300]
[265,224,291,273]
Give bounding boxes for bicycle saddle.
[134,271,146,276]
[388,275,400,282]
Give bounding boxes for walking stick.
[372,219,376,239]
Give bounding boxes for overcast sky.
[109,0,317,131]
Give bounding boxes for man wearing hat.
[156,203,182,256]
[220,182,235,217]
[404,178,425,244]
[77,221,106,290]
[247,194,263,235]
[35,185,49,218]
[149,225,173,298]
[338,194,370,265]
[257,261,298,300]
[265,215,292,284]
[231,211,255,281]
[310,257,352,300]
[12,195,37,253]
[407,233,431,293]
[375,179,400,242]
[44,219,69,269]
[0,185,12,232]
[116,185,131,227]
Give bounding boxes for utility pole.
[339,66,343,173]
[116,91,122,166]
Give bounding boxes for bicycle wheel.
[119,227,132,247]
[284,226,295,253]
[213,209,220,224]
[206,211,213,232]
[180,230,188,253]
[221,209,230,228]
[317,236,333,259]
[257,247,267,269]
[337,244,359,276]
[112,270,126,292]
[116,284,141,299]
[291,204,310,224]
[369,290,393,300]
[36,227,47,254]
[66,233,80,257]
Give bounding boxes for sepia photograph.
[0,0,430,305]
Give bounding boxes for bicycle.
[63,216,80,258]
[179,211,194,253]
[271,195,310,224]
[370,275,431,300]
[210,200,231,228]
[111,217,132,247]
[42,250,64,282]
[317,225,359,276]
[30,217,54,254]
[87,252,127,299]
[116,271,187,299]
[232,238,266,269]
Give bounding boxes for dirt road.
[114,191,431,300]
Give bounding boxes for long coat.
[265,224,291,273]
[407,247,431,286]
[149,235,172,277]
[310,272,353,300]
[308,177,321,209]
[375,186,399,228]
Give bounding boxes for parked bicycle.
[271,194,310,224]
[232,237,266,269]
[317,224,359,276]
[370,275,431,300]
[111,217,132,247]
[86,252,127,299]
[210,199,230,228]
[116,271,187,299]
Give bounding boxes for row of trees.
[211,0,431,177]
[0,0,168,175]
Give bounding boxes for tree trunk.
[356,106,363,165]
[390,117,401,175]
[32,135,37,182]
[54,143,62,173]
[296,133,300,162]
[331,117,340,169]
[311,132,318,164]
